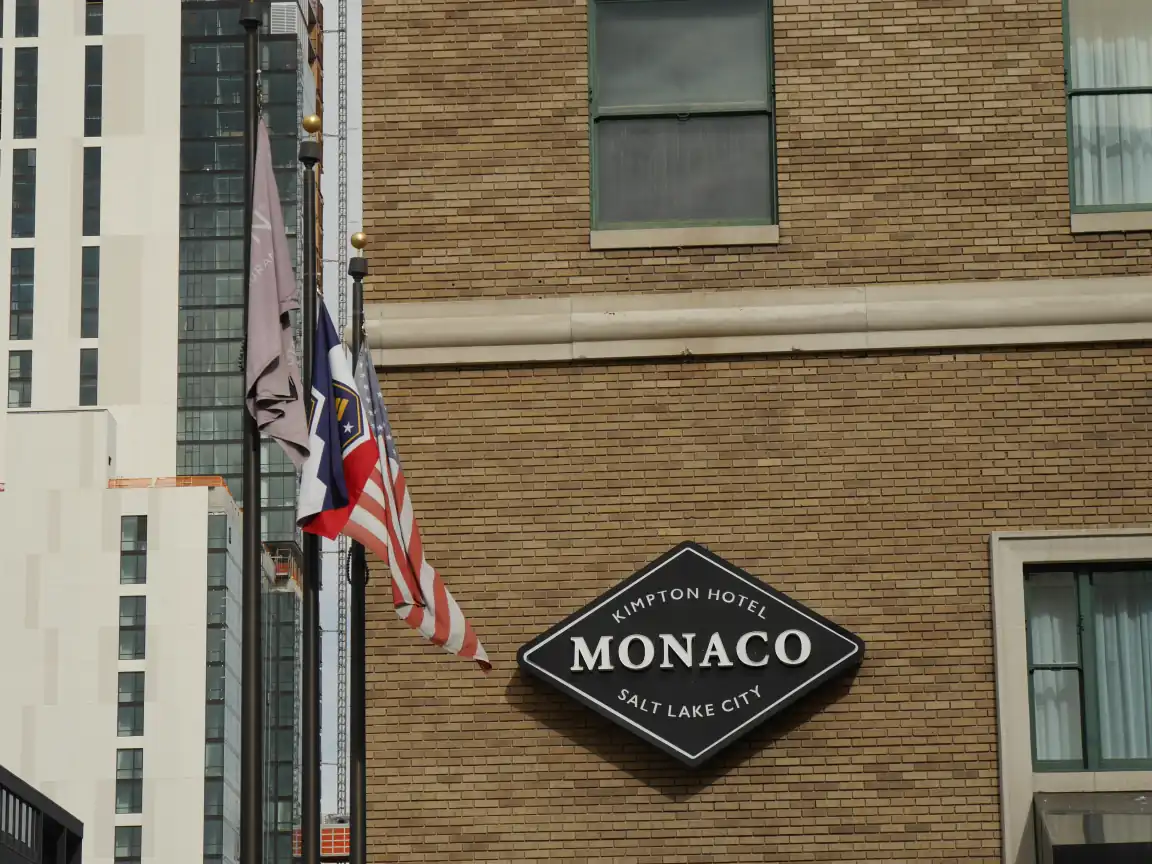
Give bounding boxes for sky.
[318,0,364,817]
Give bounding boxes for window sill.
[590,224,779,251]
[1070,211,1152,234]
[1034,771,1152,794]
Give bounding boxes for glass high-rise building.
[0,2,323,863]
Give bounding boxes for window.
[82,148,100,236]
[13,48,36,139]
[14,0,36,38]
[114,749,143,814]
[86,1,102,37]
[114,826,141,864]
[120,516,147,584]
[84,46,102,137]
[118,596,146,660]
[590,0,775,229]
[117,672,144,737]
[79,348,97,406]
[81,247,99,337]
[8,351,31,408]
[9,249,33,340]
[1066,0,1152,210]
[12,150,36,238]
[1026,564,1152,771]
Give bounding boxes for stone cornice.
[364,276,1152,367]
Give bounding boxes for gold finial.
[350,232,367,251]
[302,115,322,135]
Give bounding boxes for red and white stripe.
[344,444,490,670]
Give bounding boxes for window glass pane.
[12,149,36,238]
[1026,572,1080,665]
[1068,0,1152,89]
[79,348,98,406]
[117,705,143,737]
[1092,569,1152,762]
[1070,93,1152,208]
[85,46,103,138]
[114,826,141,857]
[13,48,37,139]
[14,0,36,37]
[9,249,33,341]
[596,114,772,225]
[86,1,103,36]
[596,0,768,110]
[8,350,32,408]
[83,148,101,236]
[1032,669,1085,764]
[118,671,144,702]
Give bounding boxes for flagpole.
[299,116,324,864]
[238,3,264,864]
[348,233,369,864]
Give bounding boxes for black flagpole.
[299,120,323,864]
[238,3,263,864]
[348,236,369,864]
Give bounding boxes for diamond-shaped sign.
[517,542,865,767]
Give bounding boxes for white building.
[0,1,317,862]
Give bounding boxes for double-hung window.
[1025,564,1152,770]
[590,0,776,232]
[1066,0,1152,211]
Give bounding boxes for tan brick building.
[358,0,1152,861]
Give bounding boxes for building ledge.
[590,224,779,250]
[1071,211,1152,234]
[364,275,1152,367]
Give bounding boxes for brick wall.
[364,345,1152,863]
[363,0,1152,303]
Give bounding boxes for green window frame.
[588,0,777,230]
[1064,0,1152,213]
[1025,563,1152,772]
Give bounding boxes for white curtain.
[1093,570,1152,762]
[1028,573,1083,762]
[1069,0,1152,206]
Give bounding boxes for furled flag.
[244,117,309,467]
[346,342,490,670]
[296,305,378,540]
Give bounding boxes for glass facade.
[179,1,303,546]
[205,513,242,864]
[263,553,302,864]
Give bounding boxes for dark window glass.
[82,148,101,236]
[13,48,35,139]
[114,825,141,864]
[117,672,144,737]
[79,348,98,406]
[11,149,36,238]
[81,247,99,338]
[9,249,33,340]
[120,516,147,584]
[86,1,103,37]
[115,749,143,814]
[85,46,102,137]
[8,350,31,408]
[14,0,36,38]
[118,595,146,660]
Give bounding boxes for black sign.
[518,542,864,767]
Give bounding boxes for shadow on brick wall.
[505,668,862,800]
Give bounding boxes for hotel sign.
[518,542,865,767]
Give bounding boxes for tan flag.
[245,117,309,467]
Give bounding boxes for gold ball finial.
[350,232,367,251]
[302,115,322,135]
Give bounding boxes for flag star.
[343,422,353,434]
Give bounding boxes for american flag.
[345,344,490,670]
